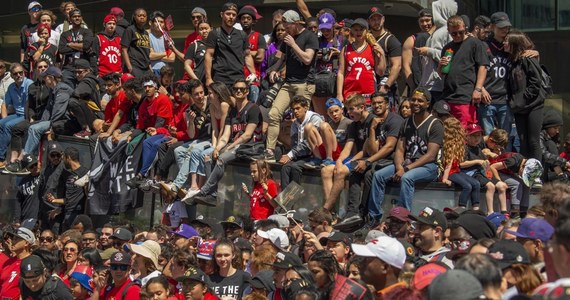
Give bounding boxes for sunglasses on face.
[50,153,62,158]
[11,71,24,76]
[233,87,247,93]
[110,264,129,271]
[39,236,54,243]
[37,65,48,70]
[450,30,465,37]
[29,7,41,12]
[64,247,77,252]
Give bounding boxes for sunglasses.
[110,264,129,271]
[82,238,96,242]
[37,65,48,70]
[191,15,203,20]
[39,236,54,243]
[11,71,24,76]
[450,30,465,37]
[29,7,41,12]
[50,153,62,158]
[64,247,77,252]
[233,87,247,93]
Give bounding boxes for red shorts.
[318,143,342,160]
[448,103,477,127]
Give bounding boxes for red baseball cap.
[465,123,483,135]
[412,263,448,290]
[388,207,411,222]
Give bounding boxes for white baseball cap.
[351,236,406,269]
[257,228,289,251]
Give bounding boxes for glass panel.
[560,0,570,29]
[508,0,555,31]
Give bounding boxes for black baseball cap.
[368,6,383,19]
[490,12,512,28]
[21,255,45,279]
[410,207,448,231]
[22,154,38,169]
[319,231,352,246]
[271,251,303,269]
[110,251,131,265]
[248,270,276,291]
[220,216,244,228]
[111,228,133,241]
[487,240,530,269]
[351,18,369,29]
[74,59,90,70]
[176,266,208,283]
[221,2,238,12]
[432,100,451,116]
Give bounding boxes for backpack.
[529,58,553,96]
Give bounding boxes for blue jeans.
[0,114,24,160]
[449,172,480,207]
[24,121,51,155]
[140,134,171,176]
[249,85,260,104]
[172,140,212,188]
[368,163,439,220]
[477,104,512,135]
[199,147,238,197]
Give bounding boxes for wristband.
[403,166,409,172]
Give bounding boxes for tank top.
[97,33,122,76]
[343,42,376,99]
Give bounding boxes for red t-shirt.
[100,278,141,300]
[561,152,569,160]
[172,102,190,141]
[244,31,262,87]
[137,94,173,132]
[250,179,278,220]
[0,257,22,300]
[104,90,131,125]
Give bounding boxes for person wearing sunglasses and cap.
[20,255,73,299]
[20,2,43,64]
[0,226,35,299]
[97,251,141,299]
[15,154,41,223]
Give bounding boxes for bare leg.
[324,165,350,211]
[319,122,337,160]
[321,165,335,203]
[304,123,324,159]
[485,182,496,214]
[311,96,328,116]
[496,181,508,212]
[190,173,199,190]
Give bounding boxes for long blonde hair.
[443,117,466,167]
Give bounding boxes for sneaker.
[532,178,543,188]
[74,172,90,187]
[320,159,335,167]
[181,189,202,204]
[193,194,218,207]
[5,160,23,173]
[126,174,146,189]
[0,161,6,169]
[263,149,276,163]
[139,179,158,192]
[74,130,92,139]
[303,158,323,170]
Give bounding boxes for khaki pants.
[266,82,314,150]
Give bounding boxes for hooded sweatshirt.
[42,82,73,122]
[287,110,324,159]
[419,0,458,91]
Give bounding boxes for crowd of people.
[0,0,570,299]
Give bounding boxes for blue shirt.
[5,78,33,116]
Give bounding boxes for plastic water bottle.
[441,49,454,74]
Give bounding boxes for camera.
[259,78,284,108]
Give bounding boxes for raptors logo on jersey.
[97,33,122,76]
[343,43,376,99]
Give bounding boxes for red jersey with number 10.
[343,43,376,100]
[97,33,122,76]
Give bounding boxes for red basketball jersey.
[244,31,262,86]
[97,34,122,76]
[343,43,376,100]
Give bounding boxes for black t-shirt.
[189,103,211,140]
[205,27,249,85]
[347,113,375,153]
[20,23,38,51]
[209,269,251,300]
[376,31,402,78]
[120,99,142,133]
[20,275,73,300]
[121,25,151,70]
[227,102,263,143]
[184,41,207,84]
[60,165,89,213]
[330,117,353,148]
[411,32,430,87]
[281,29,319,83]
[28,42,58,67]
[440,36,489,104]
[58,28,95,70]
[464,141,486,173]
[484,38,511,104]
[499,152,525,176]
[373,112,404,158]
[401,115,444,164]
[17,174,40,220]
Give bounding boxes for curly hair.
[443,117,466,167]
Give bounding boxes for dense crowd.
[0,0,570,299]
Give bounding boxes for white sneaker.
[181,189,201,204]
